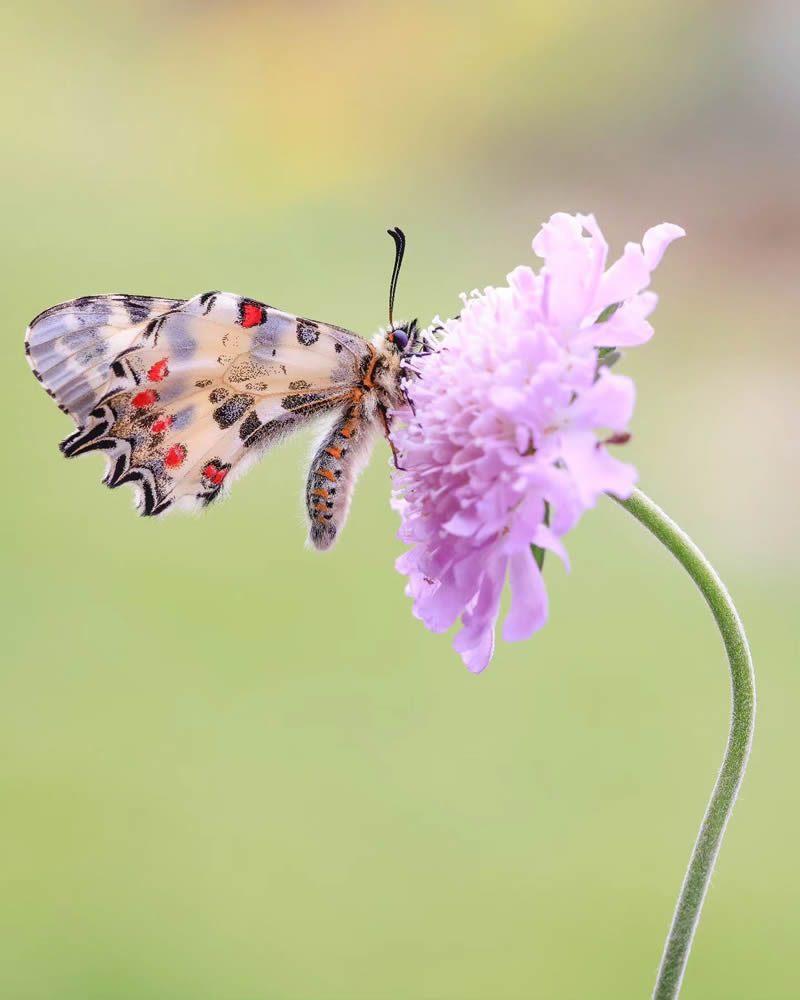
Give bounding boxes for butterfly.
[25,228,428,549]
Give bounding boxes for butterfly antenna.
[386,227,406,330]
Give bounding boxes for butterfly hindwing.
[26,295,182,423]
[26,291,372,516]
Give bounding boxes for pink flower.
[391,213,684,673]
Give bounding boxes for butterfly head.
[386,319,419,354]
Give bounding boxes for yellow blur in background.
[2,2,798,997]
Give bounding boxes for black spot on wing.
[296,320,320,346]
[239,410,262,441]
[241,417,294,450]
[144,315,168,343]
[114,470,157,515]
[124,297,155,324]
[213,393,254,429]
[197,488,222,508]
[62,433,117,458]
[60,419,111,455]
[281,392,328,411]
[107,453,129,487]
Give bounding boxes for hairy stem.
[613,488,755,1000]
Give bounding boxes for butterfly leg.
[306,391,378,550]
[376,401,405,470]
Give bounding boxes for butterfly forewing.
[26,292,371,516]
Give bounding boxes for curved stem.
[612,488,755,1000]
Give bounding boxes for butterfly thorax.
[366,331,408,409]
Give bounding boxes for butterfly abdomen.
[305,391,379,550]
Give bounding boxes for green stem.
[613,488,755,1000]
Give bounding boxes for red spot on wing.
[165,444,187,468]
[202,462,229,486]
[132,390,159,408]
[151,414,174,434]
[241,303,265,328]
[147,358,169,382]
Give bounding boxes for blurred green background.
[2,1,798,997]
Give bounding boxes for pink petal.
[490,385,526,410]
[454,625,495,674]
[531,212,584,259]
[642,223,685,269]
[558,432,638,504]
[533,213,595,327]
[454,558,507,671]
[569,371,635,432]
[502,549,548,641]
[530,523,571,570]
[598,451,639,500]
[415,579,474,633]
[589,292,658,347]
[443,510,480,537]
[576,213,609,305]
[463,556,507,626]
[507,264,537,298]
[594,242,651,313]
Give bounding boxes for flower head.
[391,213,684,673]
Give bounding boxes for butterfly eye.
[390,328,409,351]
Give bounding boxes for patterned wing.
[26,291,371,516]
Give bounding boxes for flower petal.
[569,370,636,432]
[503,548,548,641]
[642,223,686,269]
[594,242,651,313]
[454,624,495,674]
[588,291,659,348]
[533,213,597,327]
[530,523,571,570]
